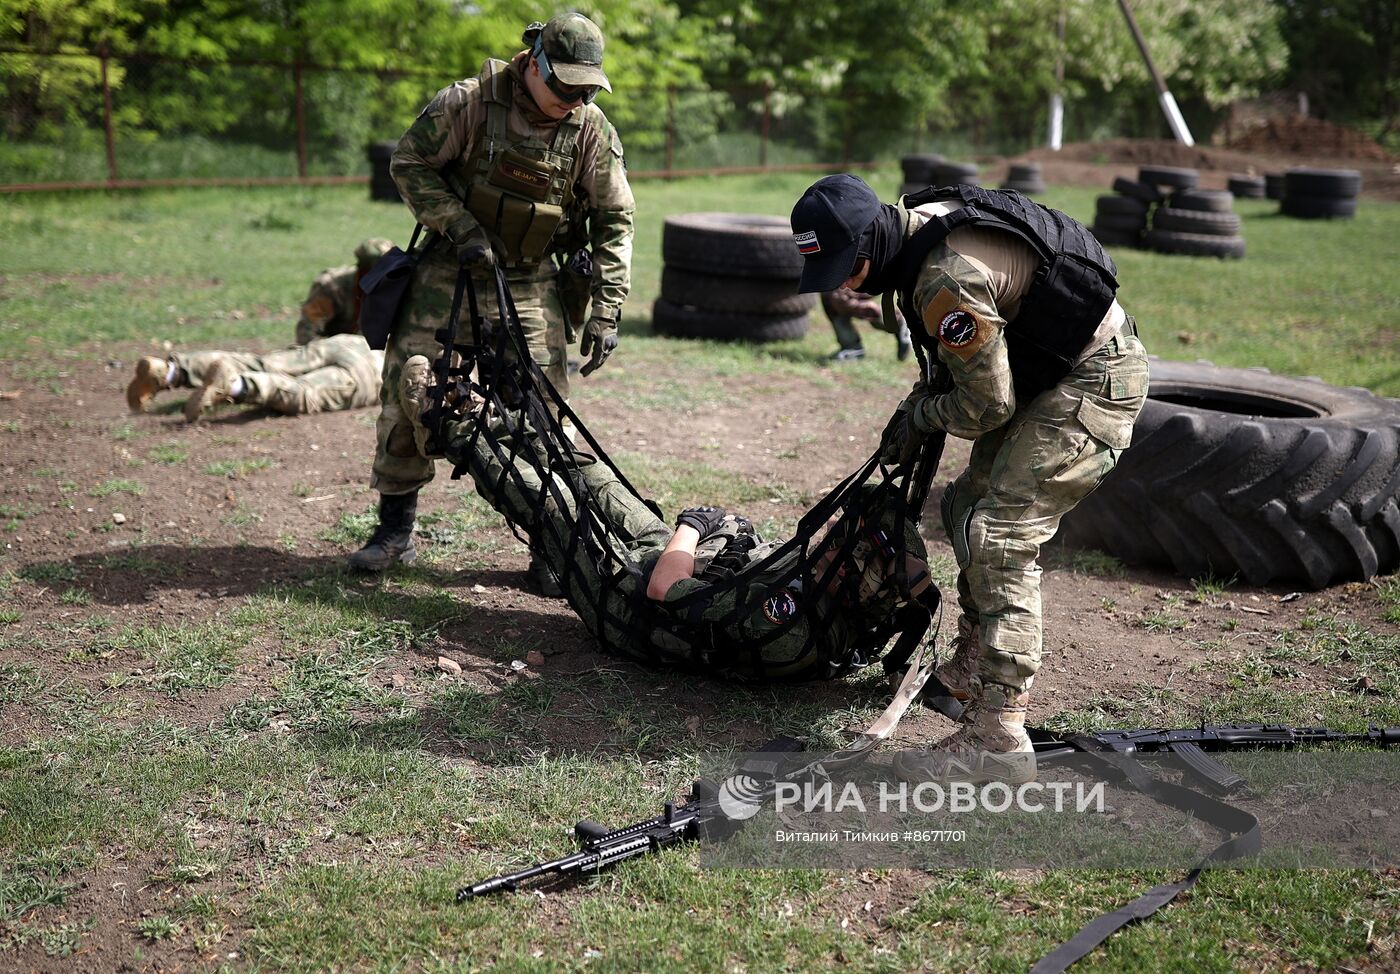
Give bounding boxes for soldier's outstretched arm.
[390,81,489,249]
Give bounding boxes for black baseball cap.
[790,173,883,293]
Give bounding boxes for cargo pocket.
[1039,397,1136,503]
[1077,396,1136,451]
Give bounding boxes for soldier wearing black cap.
[791,174,1150,785]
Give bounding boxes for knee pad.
[941,480,974,570]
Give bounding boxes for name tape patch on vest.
[762,589,801,626]
[794,230,821,255]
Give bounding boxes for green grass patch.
[147,443,189,465]
[202,457,275,478]
[88,478,144,497]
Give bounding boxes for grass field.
[1,174,1399,972]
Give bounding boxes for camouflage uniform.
[295,238,394,344]
[172,334,383,415]
[374,45,634,497]
[896,202,1150,694]
[790,174,1147,781]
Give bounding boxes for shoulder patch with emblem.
[762,588,801,626]
[922,285,990,361]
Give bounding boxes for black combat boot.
[527,552,563,598]
[348,491,418,571]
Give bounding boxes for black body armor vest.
[896,185,1119,398]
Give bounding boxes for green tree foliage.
[1281,0,1399,137]
[0,0,1369,172]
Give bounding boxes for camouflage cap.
[539,13,611,92]
[355,237,393,270]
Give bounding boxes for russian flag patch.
[794,230,821,255]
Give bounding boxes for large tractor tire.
[1057,359,1400,589]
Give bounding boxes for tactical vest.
[897,185,1119,399]
[461,59,590,267]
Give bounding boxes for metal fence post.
[98,47,118,184]
[760,82,771,168]
[665,86,675,180]
[294,57,308,179]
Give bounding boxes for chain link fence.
[0,48,926,192]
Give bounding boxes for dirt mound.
[1227,114,1392,161]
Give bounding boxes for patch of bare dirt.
[3,338,1398,971]
[1227,114,1393,161]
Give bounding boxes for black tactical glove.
[880,396,933,466]
[579,315,619,376]
[454,226,498,270]
[675,506,727,539]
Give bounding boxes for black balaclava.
[852,203,905,296]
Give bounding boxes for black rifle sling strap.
[1028,742,1262,974]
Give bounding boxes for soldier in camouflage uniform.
[352,12,635,590]
[126,333,383,422]
[295,238,396,345]
[791,174,1150,783]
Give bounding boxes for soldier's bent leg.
[962,337,1147,691]
[370,254,460,496]
[172,350,265,386]
[241,366,359,415]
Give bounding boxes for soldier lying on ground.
[126,333,383,423]
[397,354,932,683]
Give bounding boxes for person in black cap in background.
[790,174,1149,785]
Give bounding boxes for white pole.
[1158,91,1194,146]
[1048,94,1064,150]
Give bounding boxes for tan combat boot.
[935,614,979,702]
[127,356,173,413]
[894,677,1036,785]
[184,357,239,423]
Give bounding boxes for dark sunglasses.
[535,48,600,106]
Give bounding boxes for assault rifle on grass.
[456,737,803,902]
[1031,723,1400,795]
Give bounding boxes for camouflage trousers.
[173,334,382,415]
[941,330,1149,692]
[372,248,571,496]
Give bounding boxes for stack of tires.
[1227,173,1266,199]
[1000,163,1045,195]
[1264,173,1285,200]
[1089,175,1163,248]
[899,153,943,197]
[1281,168,1362,219]
[654,214,815,342]
[899,156,979,198]
[1145,188,1245,260]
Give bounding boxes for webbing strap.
[1028,742,1262,974]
